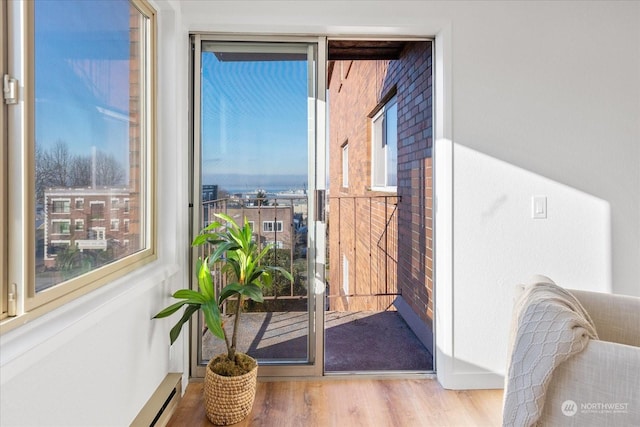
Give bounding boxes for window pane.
[385,100,398,187]
[35,0,147,292]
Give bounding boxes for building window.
[2,0,156,324]
[51,220,71,235]
[123,219,130,233]
[90,202,105,220]
[266,240,284,249]
[342,142,349,188]
[263,221,283,232]
[371,95,398,190]
[51,199,71,214]
[110,219,119,231]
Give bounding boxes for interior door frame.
[189,34,327,379]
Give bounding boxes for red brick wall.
[328,41,433,326]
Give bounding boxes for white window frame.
[371,95,398,192]
[342,142,349,188]
[75,198,84,210]
[90,201,106,220]
[262,220,284,232]
[1,0,8,317]
[1,0,157,330]
[51,219,71,235]
[74,219,84,231]
[51,198,71,214]
[266,240,284,249]
[110,219,119,231]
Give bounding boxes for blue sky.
[35,0,132,166]
[35,1,310,192]
[201,50,309,191]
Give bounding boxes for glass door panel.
[193,38,324,377]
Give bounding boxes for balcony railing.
[327,194,400,311]
[200,196,309,312]
[199,194,400,313]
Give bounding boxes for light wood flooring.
[166,380,504,426]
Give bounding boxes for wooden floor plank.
[166,380,503,427]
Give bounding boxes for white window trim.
[370,95,398,193]
[51,198,71,214]
[342,142,349,188]
[51,219,71,235]
[262,220,284,232]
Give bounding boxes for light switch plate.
[532,196,547,219]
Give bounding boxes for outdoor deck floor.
[202,310,433,372]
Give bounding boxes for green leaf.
[270,266,294,282]
[196,259,215,300]
[153,300,191,319]
[219,282,243,304]
[173,288,207,303]
[202,300,225,340]
[239,283,264,303]
[214,213,237,229]
[169,304,199,344]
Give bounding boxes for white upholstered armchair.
[538,289,640,425]
[503,278,640,426]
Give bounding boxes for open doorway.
[325,39,434,373]
[190,35,434,377]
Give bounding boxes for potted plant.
[154,213,292,425]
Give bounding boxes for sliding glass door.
[191,36,326,377]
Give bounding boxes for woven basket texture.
[203,356,258,425]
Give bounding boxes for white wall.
[0,0,191,424]
[175,0,640,389]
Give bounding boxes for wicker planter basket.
[203,355,258,425]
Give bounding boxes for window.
[123,219,130,233]
[371,96,398,190]
[90,202,105,220]
[342,142,349,188]
[52,199,71,214]
[2,0,156,326]
[263,221,284,232]
[51,220,71,235]
[266,240,284,249]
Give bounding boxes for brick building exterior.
[43,188,136,268]
[328,41,434,334]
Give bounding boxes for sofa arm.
[569,290,640,347]
[540,340,640,426]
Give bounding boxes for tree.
[94,151,126,187]
[35,140,127,203]
[254,189,269,206]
